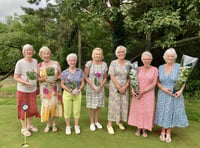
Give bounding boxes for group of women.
[14,44,188,143]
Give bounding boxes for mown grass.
[0,78,200,148]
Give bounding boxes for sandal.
[21,128,31,137]
[135,129,141,136]
[166,134,172,143]
[28,125,39,132]
[107,126,115,135]
[160,132,166,141]
[142,129,148,137]
[117,123,125,130]
[44,125,50,133]
[52,126,58,132]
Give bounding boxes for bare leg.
[107,121,112,128]
[94,107,101,123]
[52,117,57,127]
[27,117,32,127]
[74,118,79,126]
[65,118,70,127]
[88,108,95,124]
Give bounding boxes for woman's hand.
[118,85,126,94]
[162,88,174,96]
[174,90,182,98]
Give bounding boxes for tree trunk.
[78,29,81,68]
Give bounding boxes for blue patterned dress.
[154,63,189,128]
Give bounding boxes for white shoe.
[95,122,103,129]
[74,125,81,134]
[65,126,71,135]
[90,124,96,131]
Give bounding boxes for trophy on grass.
[21,104,29,148]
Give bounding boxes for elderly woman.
[154,48,189,143]
[107,45,130,135]
[84,48,108,131]
[128,51,158,137]
[37,46,63,133]
[61,53,84,135]
[14,44,40,137]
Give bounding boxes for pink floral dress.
[128,66,158,131]
[38,62,63,122]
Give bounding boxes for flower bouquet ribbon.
[129,61,139,96]
[173,54,198,93]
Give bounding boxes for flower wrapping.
[173,55,198,93]
[129,61,139,95]
[26,70,37,80]
[62,74,78,94]
[94,72,102,87]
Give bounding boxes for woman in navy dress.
[154,48,189,143]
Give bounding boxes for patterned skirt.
[17,91,40,120]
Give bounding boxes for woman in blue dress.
[154,48,189,143]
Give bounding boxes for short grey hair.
[115,45,127,56]
[39,46,51,58]
[141,51,153,60]
[163,48,177,61]
[22,44,35,56]
[66,53,77,61]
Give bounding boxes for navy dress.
[154,63,189,128]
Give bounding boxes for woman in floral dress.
[38,46,63,133]
[128,51,158,137]
[107,45,130,135]
[85,48,108,131]
[154,48,189,143]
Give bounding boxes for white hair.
[115,45,127,56]
[66,53,77,61]
[39,46,51,58]
[22,44,35,56]
[163,48,177,61]
[141,51,153,60]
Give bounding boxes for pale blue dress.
[154,63,189,128]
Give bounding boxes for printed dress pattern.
[39,62,63,122]
[108,60,130,122]
[154,63,189,128]
[85,61,108,109]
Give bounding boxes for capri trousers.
[62,90,82,119]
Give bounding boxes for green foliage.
[26,70,37,80]
[46,67,55,76]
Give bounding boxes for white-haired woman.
[37,46,63,133]
[84,48,108,131]
[60,53,84,135]
[154,48,189,143]
[128,51,158,137]
[14,44,40,137]
[107,45,130,135]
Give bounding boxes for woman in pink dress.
[128,51,158,137]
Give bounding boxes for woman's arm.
[157,80,174,96]
[78,77,85,92]
[174,83,185,98]
[60,80,72,93]
[14,73,31,86]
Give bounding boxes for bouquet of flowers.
[173,55,198,93]
[46,67,55,82]
[62,74,78,95]
[26,70,37,85]
[129,61,139,96]
[94,72,102,90]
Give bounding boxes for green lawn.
[0,79,200,148]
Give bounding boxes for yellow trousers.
[62,90,82,119]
